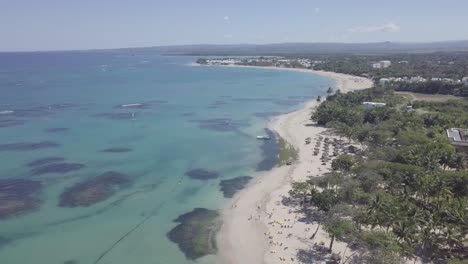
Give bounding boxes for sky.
[1,0,468,51]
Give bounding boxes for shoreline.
[215,65,373,264]
[191,63,372,93]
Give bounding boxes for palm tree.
[290,182,309,206]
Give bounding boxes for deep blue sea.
[0,51,334,264]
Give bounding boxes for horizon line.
[1,39,468,53]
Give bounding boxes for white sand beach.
[217,67,373,264]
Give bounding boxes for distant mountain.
[133,40,468,55]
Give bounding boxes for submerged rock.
[0,179,42,219]
[0,141,60,151]
[31,163,85,175]
[45,127,69,133]
[59,171,130,207]
[100,147,132,153]
[0,236,12,248]
[63,260,78,264]
[219,176,252,198]
[0,119,24,128]
[185,168,219,180]
[27,157,66,167]
[167,208,220,260]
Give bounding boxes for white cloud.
[223,16,229,21]
[315,7,320,13]
[348,23,400,33]
[224,34,233,39]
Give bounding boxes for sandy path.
[217,67,372,264]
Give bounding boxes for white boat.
[121,103,143,108]
[0,110,14,115]
[256,135,271,140]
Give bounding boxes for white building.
[370,60,392,69]
[362,102,386,109]
[446,128,468,148]
[463,77,468,84]
[379,60,392,68]
[410,76,427,82]
[379,78,390,85]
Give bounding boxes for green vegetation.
[389,81,468,97]
[309,52,468,80]
[291,87,468,262]
[395,92,461,102]
[309,52,468,97]
[277,136,298,166]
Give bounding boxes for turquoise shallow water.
[0,52,334,264]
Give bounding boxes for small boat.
[121,103,143,108]
[256,135,271,140]
[0,110,14,115]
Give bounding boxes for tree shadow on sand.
[297,244,342,264]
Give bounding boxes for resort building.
[370,63,382,69]
[446,128,468,148]
[379,78,390,85]
[410,76,427,82]
[379,60,392,68]
[370,60,392,69]
[362,102,386,109]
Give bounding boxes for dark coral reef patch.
[0,119,24,128]
[31,163,85,175]
[219,176,252,198]
[0,178,42,219]
[0,141,60,151]
[63,260,79,264]
[27,157,66,167]
[0,236,12,248]
[100,147,132,153]
[45,127,69,133]
[59,171,130,207]
[167,208,220,260]
[185,168,219,180]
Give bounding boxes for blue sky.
[1,0,468,51]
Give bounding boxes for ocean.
[0,51,334,264]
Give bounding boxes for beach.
[217,67,373,264]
